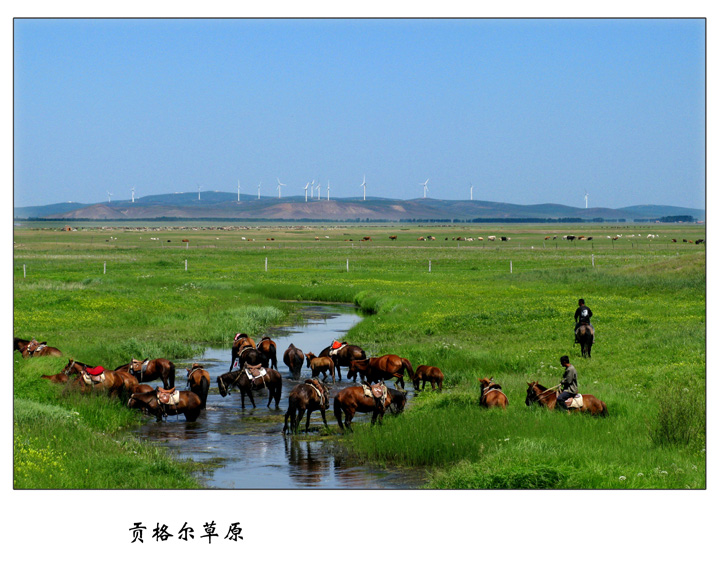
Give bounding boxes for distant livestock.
[501,236,509,242]
[696,239,705,244]
[488,236,496,241]
[389,235,397,240]
[361,236,372,242]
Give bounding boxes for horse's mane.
[531,382,547,391]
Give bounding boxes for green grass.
[13,222,706,488]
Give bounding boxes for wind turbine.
[584,190,589,209]
[304,182,310,202]
[361,175,367,201]
[197,185,201,201]
[276,178,286,199]
[107,190,113,203]
[237,180,242,202]
[316,181,321,201]
[310,179,315,200]
[131,187,135,203]
[327,180,330,201]
[420,179,429,198]
[470,184,473,201]
[257,182,261,199]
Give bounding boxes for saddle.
[131,359,150,379]
[565,394,584,409]
[244,363,267,388]
[329,341,347,356]
[305,381,325,404]
[81,368,106,385]
[157,387,179,405]
[363,382,387,403]
[27,339,47,355]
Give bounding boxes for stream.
[135,304,426,489]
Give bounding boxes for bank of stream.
[134,304,426,489]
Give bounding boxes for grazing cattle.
[683,239,689,243]
[544,236,551,240]
[586,236,593,241]
[565,235,576,241]
[389,235,397,240]
[477,237,483,241]
[488,236,496,241]
[578,235,586,240]
[501,236,509,241]
[612,236,619,241]
[417,237,426,241]
[672,238,677,243]
[696,239,705,244]
[361,236,372,241]
[427,236,436,241]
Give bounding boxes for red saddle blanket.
[86,366,104,376]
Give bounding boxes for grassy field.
[13,221,706,488]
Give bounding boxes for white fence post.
[429,260,432,273]
[346,259,349,272]
[592,254,595,267]
[265,257,268,272]
[104,262,106,275]
[23,264,26,278]
[185,259,188,271]
[510,261,513,274]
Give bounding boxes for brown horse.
[230,342,267,371]
[305,352,336,384]
[347,355,415,389]
[229,334,257,371]
[118,358,176,389]
[576,324,594,358]
[318,343,366,381]
[525,381,607,416]
[283,343,305,379]
[257,336,278,370]
[71,363,139,398]
[283,378,330,434]
[216,366,282,409]
[127,389,203,422]
[413,365,444,392]
[334,385,407,431]
[17,338,62,358]
[478,377,508,409]
[186,363,210,409]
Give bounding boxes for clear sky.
[13,18,706,209]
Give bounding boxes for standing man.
[557,355,578,410]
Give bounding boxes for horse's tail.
[168,361,176,388]
[199,375,210,408]
[601,401,608,417]
[401,357,414,377]
[333,397,344,430]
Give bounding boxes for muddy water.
[135,304,425,489]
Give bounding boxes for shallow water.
[135,304,425,489]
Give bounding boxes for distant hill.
[13,191,705,223]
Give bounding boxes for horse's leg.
[320,407,328,429]
[305,409,313,433]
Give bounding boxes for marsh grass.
[14,223,705,488]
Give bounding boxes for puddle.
[135,304,425,489]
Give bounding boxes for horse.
[229,334,257,371]
[257,336,278,370]
[283,343,305,379]
[127,389,203,422]
[282,378,330,434]
[334,384,407,431]
[17,338,62,358]
[478,377,508,409]
[412,365,444,392]
[186,363,210,409]
[305,352,336,384]
[318,343,366,381]
[230,343,267,372]
[117,358,176,389]
[63,360,140,398]
[216,366,282,409]
[525,381,608,416]
[576,324,594,358]
[347,355,414,389]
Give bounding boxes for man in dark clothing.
[557,355,578,410]
[574,298,594,343]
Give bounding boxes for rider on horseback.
[574,298,594,343]
[557,355,578,410]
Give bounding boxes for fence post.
[265,257,268,272]
[23,264,26,278]
[592,254,595,267]
[104,262,106,275]
[185,259,188,271]
[429,260,432,273]
[346,259,349,272]
[510,261,513,274]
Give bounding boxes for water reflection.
[134,304,424,489]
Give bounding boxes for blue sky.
[13,18,706,209]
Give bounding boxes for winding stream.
[135,304,425,489]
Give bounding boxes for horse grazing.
[70,362,139,398]
[334,385,407,431]
[119,358,176,389]
[525,381,607,416]
[127,389,203,422]
[347,355,414,389]
[305,352,336,384]
[17,338,62,358]
[283,378,330,434]
[186,363,210,409]
[318,343,366,381]
[478,377,508,409]
[216,366,282,409]
[256,336,278,370]
[575,324,594,358]
[412,365,444,392]
[283,343,305,379]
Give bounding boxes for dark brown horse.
[478,377,508,409]
[333,385,407,431]
[413,365,444,392]
[186,363,210,409]
[305,352,336,384]
[118,358,176,389]
[127,389,203,422]
[283,343,305,379]
[347,355,414,389]
[318,343,366,381]
[283,378,330,434]
[216,366,282,409]
[17,338,62,358]
[229,334,257,371]
[257,336,278,370]
[230,343,267,371]
[525,381,607,416]
[576,324,594,358]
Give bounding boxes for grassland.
[13,221,706,489]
